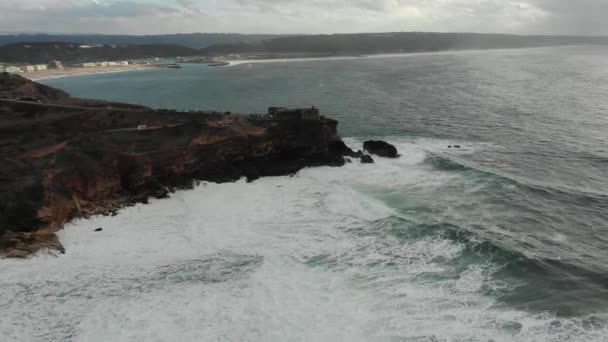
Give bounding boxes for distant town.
[0,42,243,79]
[0,59,174,77]
[0,59,133,74]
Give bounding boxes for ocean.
[2,46,608,341]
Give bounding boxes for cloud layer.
[0,0,606,35]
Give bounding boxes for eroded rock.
[360,155,375,164]
[363,140,398,158]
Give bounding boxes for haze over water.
[2,45,608,341]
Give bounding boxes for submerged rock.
[360,155,375,164]
[94,228,103,232]
[363,140,398,158]
[153,187,169,199]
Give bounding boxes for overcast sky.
[0,0,606,36]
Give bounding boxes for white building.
[80,63,96,68]
[118,61,129,66]
[34,65,47,71]
[48,60,64,69]
[5,66,22,73]
[107,61,118,66]
[20,65,36,72]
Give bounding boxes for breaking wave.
[1,137,608,341]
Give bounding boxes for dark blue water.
[37,46,608,339]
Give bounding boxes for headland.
[0,72,364,257]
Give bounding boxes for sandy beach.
[21,65,155,81]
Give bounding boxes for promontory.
[0,72,363,257]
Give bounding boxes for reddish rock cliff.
[0,73,357,257]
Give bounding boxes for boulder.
[360,155,374,164]
[94,228,103,232]
[363,140,398,158]
[329,139,362,158]
[153,187,169,199]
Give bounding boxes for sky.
[0,0,607,36]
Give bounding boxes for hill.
[0,33,288,49]
[201,32,608,55]
[0,42,200,64]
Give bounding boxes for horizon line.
[2,31,608,39]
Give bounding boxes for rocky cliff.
[0,73,357,257]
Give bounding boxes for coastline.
[0,72,360,258]
[20,65,155,81]
[224,46,573,66]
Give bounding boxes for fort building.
[268,107,321,121]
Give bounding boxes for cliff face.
[0,73,357,257]
[0,72,69,101]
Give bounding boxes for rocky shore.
[0,73,362,257]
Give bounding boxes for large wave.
[1,137,607,341]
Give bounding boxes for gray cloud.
[526,0,608,35]
[52,1,178,18]
[0,0,606,35]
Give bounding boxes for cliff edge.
[0,73,357,257]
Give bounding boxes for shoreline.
[224,45,580,66]
[0,72,361,258]
[19,65,156,81]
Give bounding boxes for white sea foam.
[225,47,563,68]
[1,138,606,341]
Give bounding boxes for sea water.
[2,46,608,341]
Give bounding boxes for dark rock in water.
[448,145,452,148]
[360,155,375,164]
[245,170,261,183]
[329,139,362,158]
[153,187,169,199]
[94,228,103,232]
[363,140,398,158]
[454,145,461,149]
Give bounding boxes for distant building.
[137,125,148,131]
[107,62,118,66]
[97,62,109,67]
[79,45,93,49]
[268,107,288,115]
[80,63,96,68]
[20,65,36,72]
[301,107,321,120]
[4,66,22,73]
[33,65,47,71]
[48,60,64,69]
[269,107,321,121]
[118,61,129,66]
